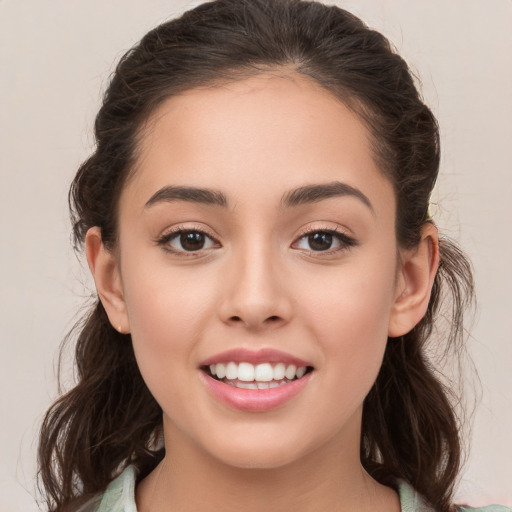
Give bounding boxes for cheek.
[123,256,218,337]
[120,258,220,393]
[304,260,395,335]
[298,254,397,384]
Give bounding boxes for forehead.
[124,72,393,215]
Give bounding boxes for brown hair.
[38,1,475,511]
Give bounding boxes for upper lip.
[200,348,312,368]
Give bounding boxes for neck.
[136,418,399,512]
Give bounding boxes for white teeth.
[238,362,255,382]
[273,363,285,380]
[225,362,238,380]
[216,362,226,379]
[285,364,297,380]
[208,361,310,384]
[237,381,258,389]
[227,380,290,389]
[254,363,273,382]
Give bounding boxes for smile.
[199,350,314,411]
[206,362,311,389]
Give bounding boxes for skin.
[86,72,439,512]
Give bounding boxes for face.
[115,73,402,469]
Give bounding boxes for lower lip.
[200,372,312,412]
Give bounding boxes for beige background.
[1,1,510,510]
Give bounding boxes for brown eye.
[307,232,333,251]
[180,232,207,251]
[160,229,219,253]
[292,229,357,253]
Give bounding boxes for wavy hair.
[38,1,475,511]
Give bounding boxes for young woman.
[37,1,510,511]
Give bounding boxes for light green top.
[80,465,510,512]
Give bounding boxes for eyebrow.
[280,181,374,213]
[144,185,229,209]
[144,181,373,213]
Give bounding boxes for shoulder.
[85,465,138,512]
[396,479,437,512]
[396,480,511,512]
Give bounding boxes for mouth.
[201,361,314,390]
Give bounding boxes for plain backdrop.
[1,1,511,510]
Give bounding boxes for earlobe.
[85,227,130,334]
[388,224,440,338]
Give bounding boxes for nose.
[217,244,293,331]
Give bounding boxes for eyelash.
[156,225,220,257]
[156,225,357,257]
[292,226,358,255]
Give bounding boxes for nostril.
[226,314,284,327]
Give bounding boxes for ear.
[85,227,130,334]
[388,224,440,337]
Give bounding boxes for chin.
[212,445,303,470]
[200,427,324,471]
